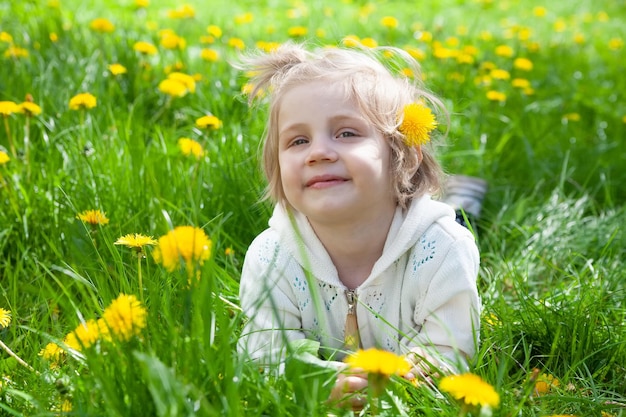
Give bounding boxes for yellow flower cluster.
[39,294,147,363]
[177,137,204,158]
[153,226,212,272]
[158,72,196,97]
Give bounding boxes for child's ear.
[406,145,423,178]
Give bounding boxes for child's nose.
[305,136,338,164]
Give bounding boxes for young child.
[237,42,481,406]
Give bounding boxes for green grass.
[1,0,625,415]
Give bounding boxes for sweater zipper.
[344,290,361,351]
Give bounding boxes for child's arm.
[402,233,481,376]
[238,231,307,364]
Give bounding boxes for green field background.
[1,0,625,415]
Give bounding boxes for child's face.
[276,80,396,226]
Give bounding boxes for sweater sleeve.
[400,230,481,372]
[237,230,306,365]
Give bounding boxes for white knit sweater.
[238,194,481,369]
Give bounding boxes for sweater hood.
[268,195,457,289]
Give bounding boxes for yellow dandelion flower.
[4,46,29,58]
[158,78,188,97]
[342,35,361,47]
[19,101,42,116]
[68,319,100,349]
[101,294,147,341]
[404,46,425,61]
[287,26,308,37]
[60,399,72,412]
[0,151,10,165]
[133,41,158,55]
[439,373,500,408]
[380,16,399,29]
[225,247,235,256]
[167,72,195,93]
[0,101,19,116]
[345,348,411,376]
[69,93,97,110]
[160,33,186,50]
[196,114,222,129]
[89,18,115,33]
[490,68,510,80]
[494,44,514,57]
[96,317,111,341]
[433,46,458,59]
[108,63,127,75]
[573,33,586,45]
[0,308,11,329]
[234,12,254,25]
[228,37,245,50]
[486,90,506,102]
[401,68,415,79]
[533,6,547,17]
[39,342,64,361]
[115,233,157,248]
[553,19,567,33]
[76,209,109,225]
[512,78,530,89]
[200,48,220,62]
[167,4,195,19]
[206,25,222,38]
[256,41,280,52]
[0,32,13,43]
[62,331,81,351]
[178,137,204,159]
[153,226,212,272]
[398,103,437,147]
[608,38,624,51]
[513,57,533,71]
[360,37,378,48]
[456,53,475,64]
[135,0,149,8]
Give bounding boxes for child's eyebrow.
[278,113,369,139]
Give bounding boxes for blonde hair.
[239,42,446,209]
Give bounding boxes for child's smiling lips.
[305,175,348,189]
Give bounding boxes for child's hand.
[404,347,442,381]
[329,366,369,411]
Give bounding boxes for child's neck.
[309,209,395,290]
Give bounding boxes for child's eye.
[290,137,308,146]
[338,131,356,138]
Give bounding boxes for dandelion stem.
[3,116,16,157]
[0,339,39,375]
[137,251,144,301]
[24,116,31,176]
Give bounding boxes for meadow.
[1,0,625,415]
